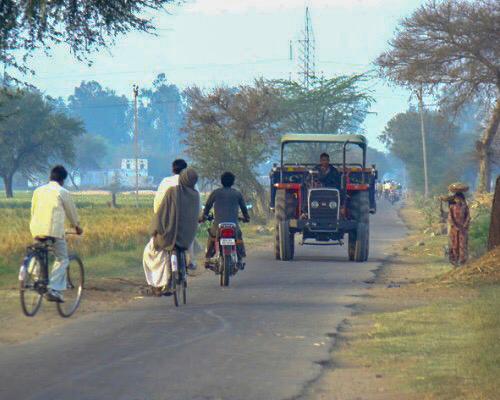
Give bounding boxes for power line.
[66,99,182,110]
[30,58,291,80]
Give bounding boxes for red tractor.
[269,134,377,262]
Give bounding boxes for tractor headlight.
[329,201,337,209]
[311,201,319,208]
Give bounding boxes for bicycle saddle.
[33,237,56,248]
[34,236,55,242]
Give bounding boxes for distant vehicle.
[388,189,400,204]
[269,133,377,262]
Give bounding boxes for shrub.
[469,207,491,258]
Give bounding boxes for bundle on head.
[448,182,469,194]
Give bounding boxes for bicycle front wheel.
[57,255,84,318]
[20,254,43,317]
[172,271,180,307]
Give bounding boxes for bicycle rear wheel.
[173,249,187,307]
[20,254,43,317]
[57,255,84,318]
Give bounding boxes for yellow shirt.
[30,181,80,239]
[153,175,179,214]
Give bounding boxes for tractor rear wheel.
[275,189,296,261]
[278,220,293,261]
[354,223,369,262]
[275,189,297,221]
[348,231,356,261]
[350,191,370,262]
[274,221,281,260]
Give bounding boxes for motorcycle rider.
[200,172,250,270]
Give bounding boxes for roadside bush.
[469,207,491,258]
[413,194,440,227]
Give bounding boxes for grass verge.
[347,285,500,399]
[308,199,499,400]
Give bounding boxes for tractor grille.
[308,189,340,222]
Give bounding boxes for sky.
[23,0,427,150]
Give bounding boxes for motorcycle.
[388,189,400,204]
[203,215,248,287]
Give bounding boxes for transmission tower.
[297,6,316,89]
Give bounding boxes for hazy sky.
[24,0,427,150]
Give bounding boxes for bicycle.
[170,246,187,307]
[19,233,84,318]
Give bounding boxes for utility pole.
[416,85,429,198]
[297,6,316,89]
[2,48,7,87]
[133,84,139,207]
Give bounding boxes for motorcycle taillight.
[220,228,235,238]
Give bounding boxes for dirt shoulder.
[303,203,499,400]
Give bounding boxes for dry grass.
[439,247,500,285]
[0,193,154,285]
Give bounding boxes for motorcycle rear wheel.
[221,255,231,287]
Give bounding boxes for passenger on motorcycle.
[200,172,250,271]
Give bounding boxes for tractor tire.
[275,188,296,261]
[275,189,297,221]
[354,223,369,262]
[274,221,281,260]
[350,191,370,262]
[278,220,293,261]
[348,231,356,261]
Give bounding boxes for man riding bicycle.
[200,172,250,271]
[29,165,83,302]
[149,168,200,296]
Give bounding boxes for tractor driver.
[315,153,341,188]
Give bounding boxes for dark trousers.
[205,224,246,260]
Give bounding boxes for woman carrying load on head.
[447,183,471,266]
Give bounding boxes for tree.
[108,171,123,209]
[183,80,283,214]
[138,74,185,179]
[366,147,400,180]
[69,134,109,188]
[375,0,500,192]
[0,89,84,197]
[488,176,500,251]
[271,75,373,134]
[0,1,178,78]
[380,108,462,193]
[68,81,131,146]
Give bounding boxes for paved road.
[0,202,405,400]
